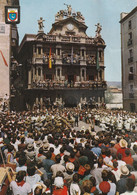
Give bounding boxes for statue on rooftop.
[95,23,102,37]
[64,3,72,16]
[38,17,45,31]
[76,12,85,21]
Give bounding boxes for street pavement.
[74,121,101,132]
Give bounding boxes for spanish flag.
[49,48,52,69]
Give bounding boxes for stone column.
[84,69,86,81]
[33,67,35,81]
[60,67,62,78]
[41,67,43,81]
[102,97,104,103]
[40,97,43,107]
[36,47,38,55]
[28,69,32,89]
[33,45,35,54]
[102,70,104,80]
[55,68,57,79]
[36,97,39,104]
[36,67,38,81]
[80,68,82,81]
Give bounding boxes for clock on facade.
[67,23,74,31]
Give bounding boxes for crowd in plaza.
[0,107,137,195]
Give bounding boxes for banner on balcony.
[49,48,52,69]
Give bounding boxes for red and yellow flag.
[49,48,52,69]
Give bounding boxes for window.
[57,69,60,77]
[34,45,36,53]
[82,69,85,77]
[38,47,41,55]
[130,67,133,73]
[129,32,132,40]
[130,85,133,92]
[129,49,133,58]
[130,103,135,112]
[57,48,60,56]
[99,70,102,80]
[89,75,94,80]
[99,50,102,60]
[82,49,85,57]
[128,20,132,29]
[38,68,41,76]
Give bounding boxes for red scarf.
[37,153,43,157]
[17,180,25,187]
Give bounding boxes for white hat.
[119,139,128,148]
[54,177,64,188]
[120,165,129,176]
[66,162,74,172]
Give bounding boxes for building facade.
[17,6,107,110]
[120,7,137,112]
[0,0,19,110]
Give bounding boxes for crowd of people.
[31,80,106,89]
[0,107,137,195]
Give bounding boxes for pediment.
[49,17,88,37]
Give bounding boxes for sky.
[18,0,137,82]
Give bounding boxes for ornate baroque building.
[17,5,107,110]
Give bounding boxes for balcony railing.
[30,81,107,90]
[128,57,133,63]
[127,39,133,46]
[129,93,134,98]
[42,35,96,44]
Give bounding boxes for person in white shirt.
[6,168,31,195]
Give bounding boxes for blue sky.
[18,0,137,82]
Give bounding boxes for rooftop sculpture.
[38,17,45,32]
[55,4,85,23]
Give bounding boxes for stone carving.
[95,23,102,37]
[64,4,72,16]
[38,17,45,31]
[55,5,85,22]
[76,12,85,21]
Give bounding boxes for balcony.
[42,35,95,44]
[129,93,134,98]
[128,57,133,63]
[30,80,107,90]
[127,39,133,47]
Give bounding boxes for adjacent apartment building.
[120,7,137,112]
[0,0,19,105]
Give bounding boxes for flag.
[0,50,8,67]
[71,46,73,64]
[96,49,99,71]
[49,48,52,69]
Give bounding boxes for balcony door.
[68,75,74,83]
